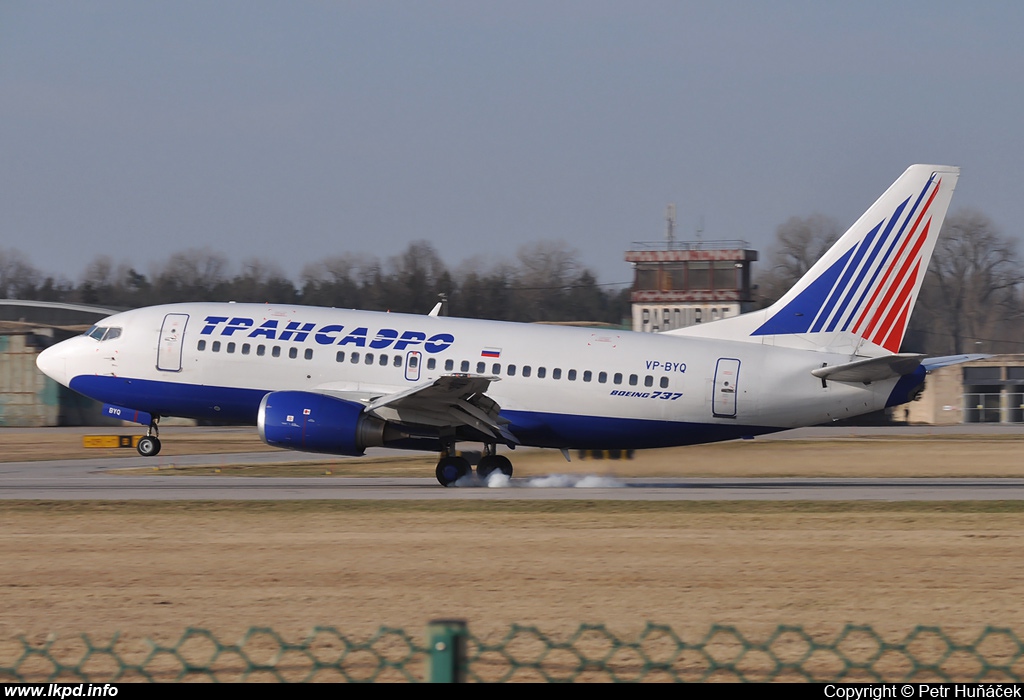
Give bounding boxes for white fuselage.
[37,302,905,451]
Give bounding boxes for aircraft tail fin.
[669,164,960,354]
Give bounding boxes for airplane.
[36,164,960,486]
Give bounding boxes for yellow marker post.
[82,436,141,449]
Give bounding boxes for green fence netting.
[2,622,1022,682]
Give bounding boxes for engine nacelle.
[257,391,387,456]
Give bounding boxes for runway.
[1,425,1022,500]
[4,452,1024,500]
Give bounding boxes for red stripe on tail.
[871,260,921,352]
[852,179,941,336]
[860,218,930,342]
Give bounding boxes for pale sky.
[2,1,1022,288]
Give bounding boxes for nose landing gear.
[136,418,162,457]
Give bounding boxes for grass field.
[2,428,1024,680]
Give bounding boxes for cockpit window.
[84,326,122,341]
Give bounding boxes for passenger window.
[351,352,360,363]
[583,370,592,382]
[507,364,517,376]
[477,362,486,374]
[336,351,345,363]
[598,372,607,383]
[660,376,669,388]
[614,373,622,385]
[272,346,281,358]
[410,355,420,368]
[644,375,654,387]
[289,347,298,359]
[393,355,402,367]
[492,363,501,374]
[257,345,266,357]
[212,341,221,352]
[445,359,454,371]
[227,342,236,353]
[523,366,532,377]
[242,343,251,355]
[427,358,436,370]
[537,367,546,379]
[461,360,470,372]
[629,374,638,386]
[306,349,314,360]
[198,340,206,351]
[568,369,577,381]
[379,354,387,366]
[365,353,374,365]
[553,368,562,380]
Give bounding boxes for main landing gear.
[434,442,513,487]
[136,418,162,457]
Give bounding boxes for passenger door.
[157,313,189,372]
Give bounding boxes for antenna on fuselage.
[666,204,676,250]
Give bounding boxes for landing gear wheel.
[435,456,471,487]
[137,436,162,457]
[477,454,513,481]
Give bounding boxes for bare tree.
[757,214,842,305]
[0,248,41,298]
[79,255,113,305]
[913,209,1024,354]
[451,256,518,320]
[382,241,450,313]
[230,258,297,303]
[300,252,378,309]
[514,241,581,321]
[151,248,230,302]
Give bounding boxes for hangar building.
[0,300,117,427]
[908,355,1024,425]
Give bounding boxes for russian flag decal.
[481,347,501,358]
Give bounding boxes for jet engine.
[258,391,390,455]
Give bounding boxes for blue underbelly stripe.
[68,374,779,449]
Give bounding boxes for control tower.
[625,236,758,333]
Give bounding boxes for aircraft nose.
[36,342,69,387]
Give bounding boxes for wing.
[332,374,518,445]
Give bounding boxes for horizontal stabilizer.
[811,353,925,383]
[921,354,990,371]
